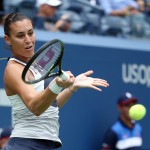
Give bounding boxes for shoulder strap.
[9,58,27,66]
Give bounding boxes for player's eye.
[17,34,24,38]
[28,31,34,36]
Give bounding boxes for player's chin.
[25,52,34,59]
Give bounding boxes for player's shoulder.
[4,60,26,95]
[4,60,24,81]
[5,60,24,72]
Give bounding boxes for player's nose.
[25,35,32,43]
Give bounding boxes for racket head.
[22,39,64,84]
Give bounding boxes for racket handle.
[60,70,70,80]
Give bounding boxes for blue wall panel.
[0,106,12,128]
[0,31,150,149]
[59,44,150,150]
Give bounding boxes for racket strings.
[22,39,64,83]
[33,43,62,76]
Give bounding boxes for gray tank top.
[8,58,61,143]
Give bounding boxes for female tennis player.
[3,13,109,150]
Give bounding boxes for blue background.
[0,30,150,150]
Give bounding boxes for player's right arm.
[4,62,72,116]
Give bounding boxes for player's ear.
[4,35,12,46]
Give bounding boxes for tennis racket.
[22,39,69,84]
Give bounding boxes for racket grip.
[60,70,70,80]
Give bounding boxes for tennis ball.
[129,104,146,120]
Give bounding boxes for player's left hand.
[71,70,109,92]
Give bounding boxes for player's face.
[4,19,35,62]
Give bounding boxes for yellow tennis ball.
[129,104,146,120]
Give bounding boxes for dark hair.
[4,13,31,36]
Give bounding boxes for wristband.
[49,71,70,94]
[49,81,63,94]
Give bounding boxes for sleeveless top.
[7,58,61,143]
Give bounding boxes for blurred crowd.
[0,127,12,150]
[1,0,150,39]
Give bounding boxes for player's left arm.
[56,70,109,108]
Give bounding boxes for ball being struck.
[129,104,146,120]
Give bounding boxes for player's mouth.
[25,45,33,51]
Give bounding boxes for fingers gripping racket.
[22,39,69,84]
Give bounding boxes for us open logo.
[122,63,150,88]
